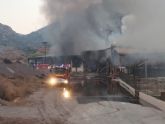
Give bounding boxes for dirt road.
[0,78,165,124]
[0,88,75,124]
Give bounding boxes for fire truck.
[36,64,50,70]
[46,65,71,87]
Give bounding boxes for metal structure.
[42,42,48,64]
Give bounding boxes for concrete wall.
[115,79,165,112]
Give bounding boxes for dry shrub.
[0,79,18,101]
[0,75,42,101]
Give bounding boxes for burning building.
[28,55,83,72]
[82,49,110,74]
[97,45,165,78]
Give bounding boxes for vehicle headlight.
[47,77,57,86]
[64,80,68,84]
[63,88,71,98]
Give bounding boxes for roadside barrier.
[114,79,165,112]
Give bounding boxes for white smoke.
[117,0,165,53]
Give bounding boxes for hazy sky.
[0,0,47,34]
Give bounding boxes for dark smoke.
[42,0,165,60]
[42,0,124,55]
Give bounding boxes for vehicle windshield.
[53,68,66,74]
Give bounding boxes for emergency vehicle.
[46,66,71,87]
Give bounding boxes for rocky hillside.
[0,23,45,55]
[0,23,23,48]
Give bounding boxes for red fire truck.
[46,66,70,87]
[36,64,50,70]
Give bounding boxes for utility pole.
[42,42,48,64]
[145,59,148,79]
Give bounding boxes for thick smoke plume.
[42,0,165,58]
[42,0,123,55]
[118,0,165,53]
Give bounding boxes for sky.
[0,0,47,34]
